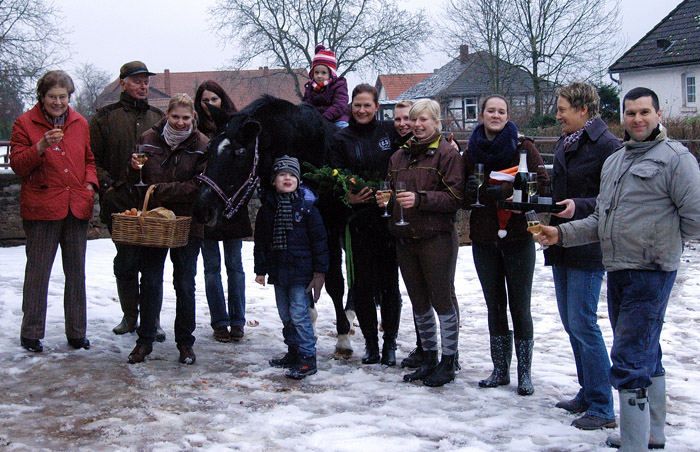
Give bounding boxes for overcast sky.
[60,0,682,89]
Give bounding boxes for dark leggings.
[347,208,401,341]
[472,239,535,340]
[397,230,459,316]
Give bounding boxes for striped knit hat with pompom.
[311,45,338,77]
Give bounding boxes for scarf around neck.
[467,121,519,169]
[162,121,193,150]
[311,79,331,92]
[562,117,596,150]
[272,190,299,251]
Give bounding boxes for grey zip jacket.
[558,128,700,272]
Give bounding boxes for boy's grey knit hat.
[271,155,301,183]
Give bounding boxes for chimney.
[459,45,469,62]
[164,69,171,96]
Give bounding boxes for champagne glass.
[527,172,538,203]
[134,145,147,187]
[380,181,392,218]
[471,163,485,208]
[52,116,65,151]
[525,210,548,250]
[394,181,409,226]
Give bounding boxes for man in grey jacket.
[537,87,700,451]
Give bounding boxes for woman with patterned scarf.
[125,93,209,366]
[379,99,464,387]
[546,82,620,430]
[463,95,547,396]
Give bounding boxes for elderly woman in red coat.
[10,70,98,353]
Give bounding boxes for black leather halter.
[196,137,260,219]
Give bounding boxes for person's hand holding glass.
[525,210,547,250]
[394,181,410,226]
[377,181,392,217]
[131,144,148,187]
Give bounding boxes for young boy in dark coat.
[254,156,329,379]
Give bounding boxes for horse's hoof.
[334,348,353,360]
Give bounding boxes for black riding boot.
[424,353,457,387]
[362,336,380,364]
[381,337,397,366]
[403,350,438,382]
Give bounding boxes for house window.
[447,97,478,130]
[686,74,696,104]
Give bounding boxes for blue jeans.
[553,266,614,419]
[607,269,675,390]
[201,238,246,328]
[137,237,201,347]
[274,284,316,357]
[334,120,349,129]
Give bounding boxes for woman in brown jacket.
[463,95,547,396]
[379,99,464,387]
[125,93,209,366]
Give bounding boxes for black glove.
[466,175,480,199]
[484,185,504,201]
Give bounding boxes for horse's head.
[193,116,262,230]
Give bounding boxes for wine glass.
[527,172,538,203]
[394,181,409,226]
[525,210,548,250]
[379,181,392,217]
[134,145,147,187]
[52,116,65,151]
[471,163,485,208]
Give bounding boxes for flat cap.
[119,61,156,79]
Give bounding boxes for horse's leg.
[323,216,354,358]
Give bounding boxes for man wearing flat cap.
[90,61,165,337]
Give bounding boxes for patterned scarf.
[562,117,596,150]
[42,108,68,128]
[272,190,298,251]
[311,79,330,92]
[162,121,193,150]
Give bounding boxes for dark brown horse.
[193,95,354,358]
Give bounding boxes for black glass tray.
[498,200,565,213]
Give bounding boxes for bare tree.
[211,0,429,99]
[71,63,111,120]
[0,0,68,97]
[442,0,622,116]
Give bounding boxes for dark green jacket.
[89,92,164,228]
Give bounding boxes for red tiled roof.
[96,68,309,111]
[376,73,432,100]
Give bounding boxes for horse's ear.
[209,104,230,134]
[241,120,262,143]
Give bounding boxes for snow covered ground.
[1,238,699,451]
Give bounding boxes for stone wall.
[1,172,470,247]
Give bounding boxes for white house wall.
[619,65,700,119]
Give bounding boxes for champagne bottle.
[512,148,528,203]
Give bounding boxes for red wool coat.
[10,104,98,221]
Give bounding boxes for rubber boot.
[423,353,457,387]
[361,336,380,364]
[515,338,534,396]
[607,376,666,449]
[607,389,650,452]
[404,350,438,382]
[114,278,139,334]
[479,332,512,388]
[381,338,397,366]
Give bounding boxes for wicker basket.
[111,185,191,248]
